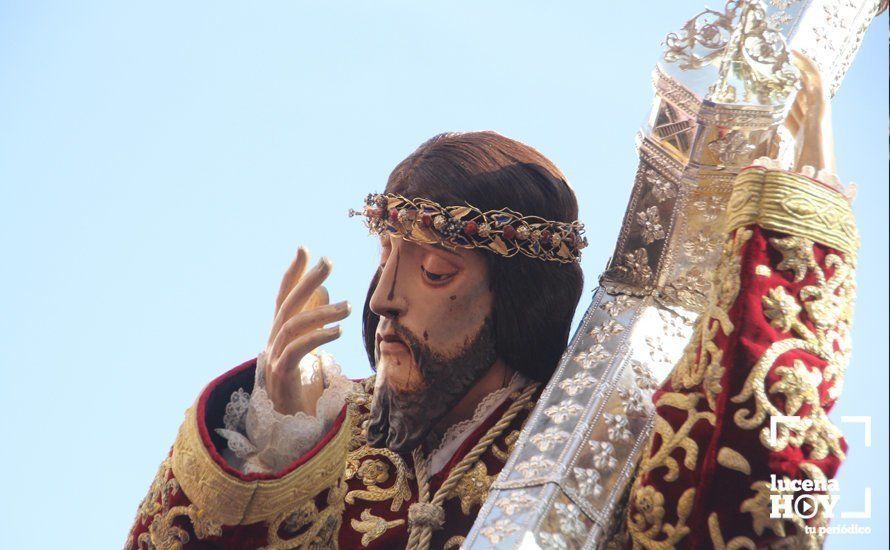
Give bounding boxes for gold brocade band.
[171,405,351,526]
[725,168,859,257]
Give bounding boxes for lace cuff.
[215,351,355,474]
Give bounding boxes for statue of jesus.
[126,131,587,549]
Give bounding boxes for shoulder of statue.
[166,357,354,527]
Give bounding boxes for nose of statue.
[370,254,408,319]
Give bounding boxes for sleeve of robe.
[625,166,859,549]
[124,358,354,549]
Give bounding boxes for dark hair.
[362,131,584,383]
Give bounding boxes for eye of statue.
[420,255,458,285]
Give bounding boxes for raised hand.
[785,51,837,176]
[263,247,351,416]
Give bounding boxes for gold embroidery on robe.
[731,236,853,460]
[130,458,223,549]
[350,508,405,547]
[453,460,494,515]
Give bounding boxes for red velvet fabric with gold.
[626,186,856,549]
[126,359,534,549]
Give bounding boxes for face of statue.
[366,235,498,452]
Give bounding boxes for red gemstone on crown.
[540,230,552,248]
[389,208,400,222]
[502,225,516,239]
[421,213,432,227]
[463,221,478,236]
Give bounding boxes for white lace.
[427,372,527,475]
[215,351,355,474]
[216,354,527,475]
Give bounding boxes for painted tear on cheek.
[386,250,401,301]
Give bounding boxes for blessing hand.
[264,247,351,416]
[784,51,837,176]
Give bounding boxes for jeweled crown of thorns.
[349,193,587,263]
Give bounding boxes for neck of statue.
[433,358,516,437]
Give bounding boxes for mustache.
[376,320,434,370]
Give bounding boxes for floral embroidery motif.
[628,486,695,548]
[554,501,586,539]
[634,485,665,526]
[604,413,632,444]
[631,360,659,391]
[350,508,405,547]
[544,401,584,424]
[683,232,718,263]
[618,386,649,417]
[590,441,618,473]
[356,459,390,486]
[590,319,625,343]
[130,458,223,549]
[602,294,633,316]
[573,467,604,499]
[616,247,653,284]
[515,456,555,479]
[732,236,853,460]
[693,195,724,222]
[762,286,802,331]
[495,491,538,515]
[637,206,666,244]
[770,360,823,415]
[530,427,571,452]
[647,168,677,202]
[345,446,414,512]
[480,519,518,544]
[558,372,597,396]
[740,480,795,537]
[575,344,610,370]
[771,235,816,282]
[453,460,494,515]
[707,129,757,165]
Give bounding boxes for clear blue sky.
[0,2,885,548]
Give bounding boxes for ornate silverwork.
[464,1,882,547]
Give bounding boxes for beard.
[366,317,497,454]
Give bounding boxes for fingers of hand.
[270,301,351,361]
[784,102,804,136]
[275,326,343,377]
[791,51,825,100]
[305,285,330,311]
[275,247,309,315]
[270,258,333,340]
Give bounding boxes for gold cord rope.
[406,382,539,550]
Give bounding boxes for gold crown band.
[350,193,587,263]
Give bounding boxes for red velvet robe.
[126,359,534,549]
